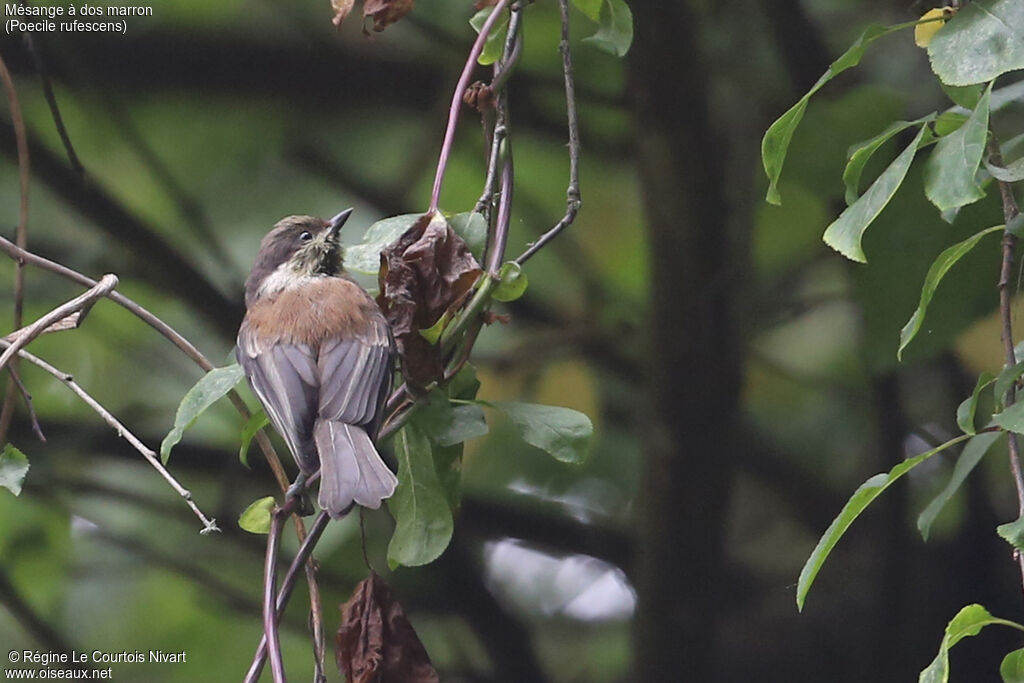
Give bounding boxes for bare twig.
[0,53,30,444]
[428,0,511,213]
[0,567,75,656]
[0,274,118,374]
[17,21,85,177]
[515,0,581,266]
[246,511,331,683]
[264,507,287,683]
[0,339,219,533]
[4,366,44,441]
[989,135,1024,594]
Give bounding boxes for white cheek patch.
[257,262,322,298]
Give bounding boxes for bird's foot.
[285,473,315,516]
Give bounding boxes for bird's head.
[244,209,353,306]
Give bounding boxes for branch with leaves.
[761,0,1024,677]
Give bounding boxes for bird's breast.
[243,277,380,347]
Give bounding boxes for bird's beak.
[326,208,354,238]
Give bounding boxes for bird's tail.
[314,420,397,517]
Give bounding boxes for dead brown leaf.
[377,212,481,390]
[363,0,415,32]
[336,573,439,683]
[331,0,356,27]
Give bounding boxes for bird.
[236,209,398,517]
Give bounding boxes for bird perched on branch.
[237,209,397,517]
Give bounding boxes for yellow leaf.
[915,7,952,48]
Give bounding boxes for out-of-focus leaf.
[898,225,1003,358]
[928,0,1024,86]
[920,605,1024,683]
[942,84,982,110]
[797,434,969,610]
[0,444,29,496]
[239,410,270,468]
[346,214,421,275]
[762,23,906,205]
[486,401,593,463]
[823,124,928,263]
[387,423,453,568]
[470,7,510,66]
[955,372,995,434]
[915,8,951,48]
[378,213,481,389]
[1001,648,1024,683]
[843,116,934,206]
[161,364,245,464]
[238,496,276,534]
[336,572,440,683]
[933,112,969,137]
[984,157,1024,182]
[924,83,992,211]
[917,432,1001,540]
[582,0,633,57]
[992,399,1024,434]
[449,212,487,261]
[493,261,528,302]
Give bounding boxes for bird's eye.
[299,231,313,242]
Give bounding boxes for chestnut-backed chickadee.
[237,209,397,517]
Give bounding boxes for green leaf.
[572,0,602,21]
[239,410,270,468]
[823,124,929,263]
[419,311,451,345]
[917,432,1001,540]
[238,496,276,534]
[942,83,984,109]
[984,156,1024,183]
[387,423,454,568]
[1001,648,1024,683]
[933,112,969,137]
[345,214,421,275]
[924,82,992,211]
[493,261,528,302]
[0,444,29,496]
[956,372,996,434]
[992,399,1024,434]
[582,0,633,58]
[920,604,1024,683]
[995,360,1024,410]
[449,211,487,261]
[898,225,1003,359]
[413,390,488,448]
[998,516,1024,551]
[843,116,935,206]
[470,7,510,66]
[797,434,969,611]
[161,364,245,464]
[762,23,906,205]
[487,401,593,464]
[928,0,1024,86]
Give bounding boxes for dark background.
[1,0,1023,680]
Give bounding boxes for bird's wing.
[237,324,320,474]
[316,312,393,432]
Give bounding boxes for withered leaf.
[331,0,356,27]
[378,212,482,390]
[363,0,415,32]
[336,572,439,683]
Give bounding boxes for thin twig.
[17,20,85,177]
[0,339,219,533]
[486,152,515,275]
[0,274,118,374]
[0,53,30,444]
[306,557,326,683]
[515,0,581,266]
[246,511,331,683]
[4,366,44,441]
[989,135,1024,595]
[264,507,287,683]
[428,0,511,213]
